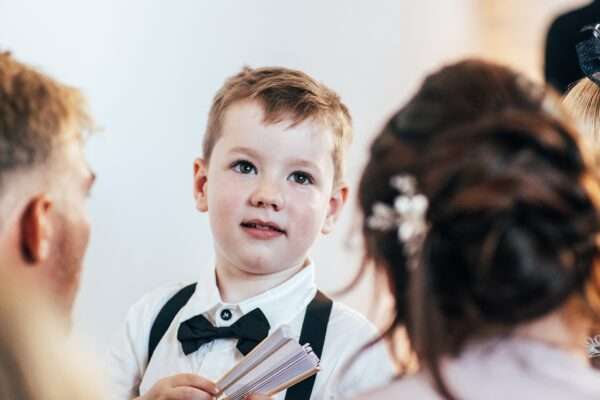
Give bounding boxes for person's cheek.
[291,190,324,238]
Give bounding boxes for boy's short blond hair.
[563,78,600,155]
[203,66,352,186]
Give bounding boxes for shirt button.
[220,309,232,321]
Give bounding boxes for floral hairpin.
[587,335,600,358]
[367,174,429,269]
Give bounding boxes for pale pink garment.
[357,336,600,400]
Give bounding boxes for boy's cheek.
[290,201,329,234]
[288,187,322,205]
[209,190,241,216]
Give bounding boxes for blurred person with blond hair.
[0,49,105,398]
[0,50,95,326]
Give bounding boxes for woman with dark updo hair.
[354,60,600,399]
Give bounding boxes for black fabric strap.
[148,283,197,364]
[284,290,333,400]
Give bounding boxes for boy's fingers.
[168,373,219,394]
[165,386,214,400]
[246,395,272,400]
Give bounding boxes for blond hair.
[0,51,92,182]
[203,66,352,185]
[563,78,600,157]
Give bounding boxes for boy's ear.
[20,195,53,265]
[321,184,349,235]
[193,158,209,212]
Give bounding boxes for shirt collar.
[179,260,317,328]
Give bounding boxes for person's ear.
[321,184,348,235]
[20,195,53,264]
[193,158,209,212]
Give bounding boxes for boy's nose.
[249,181,284,211]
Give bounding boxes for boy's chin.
[227,256,306,277]
[235,262,292,276]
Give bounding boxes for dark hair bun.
[422,112,599,324]
[358,58,600,399]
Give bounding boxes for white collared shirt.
[108,261,396,399]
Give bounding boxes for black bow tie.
[177,308,270,356]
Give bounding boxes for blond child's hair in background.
[563,78,600,160]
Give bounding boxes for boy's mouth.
[240,219,286,235]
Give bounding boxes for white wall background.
[0,0,586,354]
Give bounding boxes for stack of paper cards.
[216,326,320,399]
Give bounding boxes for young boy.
[109,66,395,400]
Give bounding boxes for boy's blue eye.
[289,171,314,185]
[232,160,257,175]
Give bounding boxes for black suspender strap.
[284,290,333,400]
[147,283,197,364]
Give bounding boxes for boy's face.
[194,100,347,275]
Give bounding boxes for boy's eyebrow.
[228,146,261,158]
[288,158,320,171]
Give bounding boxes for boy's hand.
[136,373,219,400]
